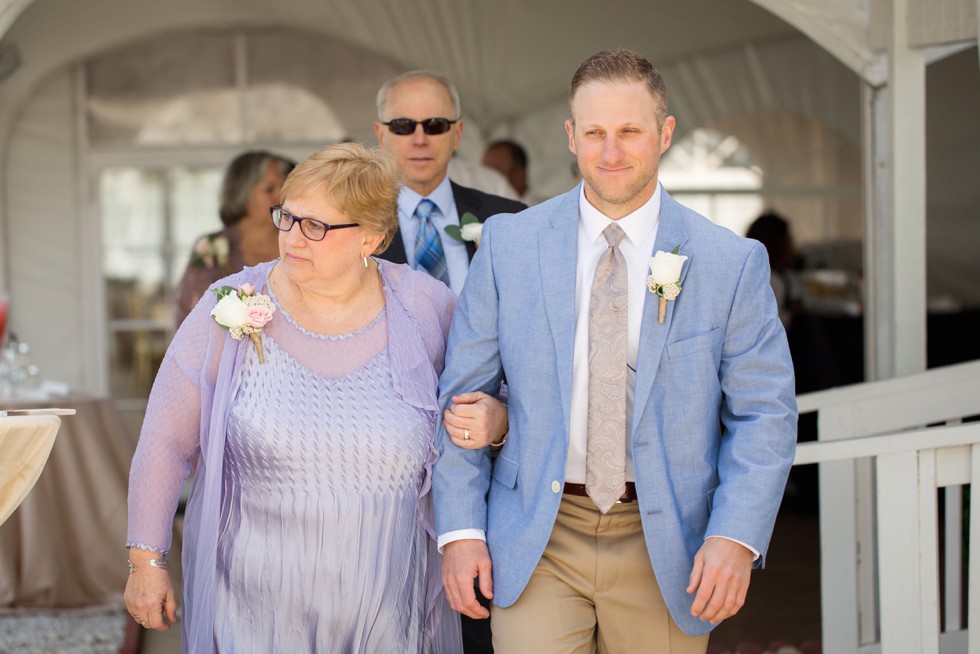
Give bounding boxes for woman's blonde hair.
[281,143,403,253]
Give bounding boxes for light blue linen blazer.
[433,186,797,636]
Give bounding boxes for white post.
[969,445,980,654]
[888,0,927,376]
[876,450,939,654]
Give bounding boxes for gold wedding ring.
[463,429,470,441]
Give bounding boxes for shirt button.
[551,480,561,493]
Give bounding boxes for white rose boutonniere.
[445,212,483,248]
[646,246,688,324]
[192,234,231,269]
[210,283,276,363]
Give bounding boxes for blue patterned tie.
[413,199,450,286]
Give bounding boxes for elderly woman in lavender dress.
[124,142,507,653]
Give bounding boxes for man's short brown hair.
[568,49,669,126]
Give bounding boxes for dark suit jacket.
[380,181,527,265]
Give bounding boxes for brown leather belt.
[563,482,637,503]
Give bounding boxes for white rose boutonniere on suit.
[445,212,483,248]
[647,247,688,323]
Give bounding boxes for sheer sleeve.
[127,292,223,553]
[380,261,456,411]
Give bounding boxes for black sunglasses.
[270,206,359,242]
[382,117,459,136]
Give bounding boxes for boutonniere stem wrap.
[210,283,276,363]
[444,212,483,247]
[646,247,688,324]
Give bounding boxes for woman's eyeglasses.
[270,206,358,242]
[382,117,459,136]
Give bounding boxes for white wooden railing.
[794,359,980,654]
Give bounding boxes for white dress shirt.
[565,183,662,483]
[397,175,470,296]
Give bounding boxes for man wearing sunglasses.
[374,71,525,297]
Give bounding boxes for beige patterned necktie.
[586,223,628,514]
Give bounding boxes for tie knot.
[415,199,436,221]
[602,223,626,248]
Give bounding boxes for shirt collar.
[398,174,454,217]
[578,182,662,247]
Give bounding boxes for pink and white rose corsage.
[210,283,276,363]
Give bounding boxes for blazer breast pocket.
[491,454,519,490]
[667,327,721,359]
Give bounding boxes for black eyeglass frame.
[270,206,359,241]
[382,117,460,136]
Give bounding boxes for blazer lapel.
[452,182,481,261]
[539,190,580,434]
[631,191,692,432]
[385,228,409,265]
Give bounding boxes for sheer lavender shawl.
[127,259,457,653]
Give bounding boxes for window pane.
[85,32,238,145]
[101,167,173,401]
[171,165,224,286]
[101,167,167,299]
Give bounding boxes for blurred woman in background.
[173,150,294,327]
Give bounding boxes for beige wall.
[5,67,90,389]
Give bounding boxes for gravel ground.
[0,609,126,654]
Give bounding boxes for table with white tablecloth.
[0,396,135,608]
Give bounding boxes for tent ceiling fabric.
[0,0,877,137]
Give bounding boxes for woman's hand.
[444,392,508,449]
[124,549,178,631]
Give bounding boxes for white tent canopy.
[0,0,976,392]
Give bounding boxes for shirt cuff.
[437,528,487,553]
[706,535,760,561]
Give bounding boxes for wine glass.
[0,292,8,347]
[0,293,9,398]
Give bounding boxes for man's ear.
[659,116,676,154]
[452,119,464,151]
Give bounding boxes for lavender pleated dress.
[127,260,461,654]
[212,305,435,652]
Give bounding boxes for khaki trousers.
[491,494,709,654]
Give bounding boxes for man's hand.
[686,537,754,624]
[442,539,494,619]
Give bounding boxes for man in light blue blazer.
[434,49,797,652]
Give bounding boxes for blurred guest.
[374,70,525,297]
[448,158,521,202]
[125,143,506,652]
[173,151,294,327]
[747,211,802,330]
[481,140,534,205]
